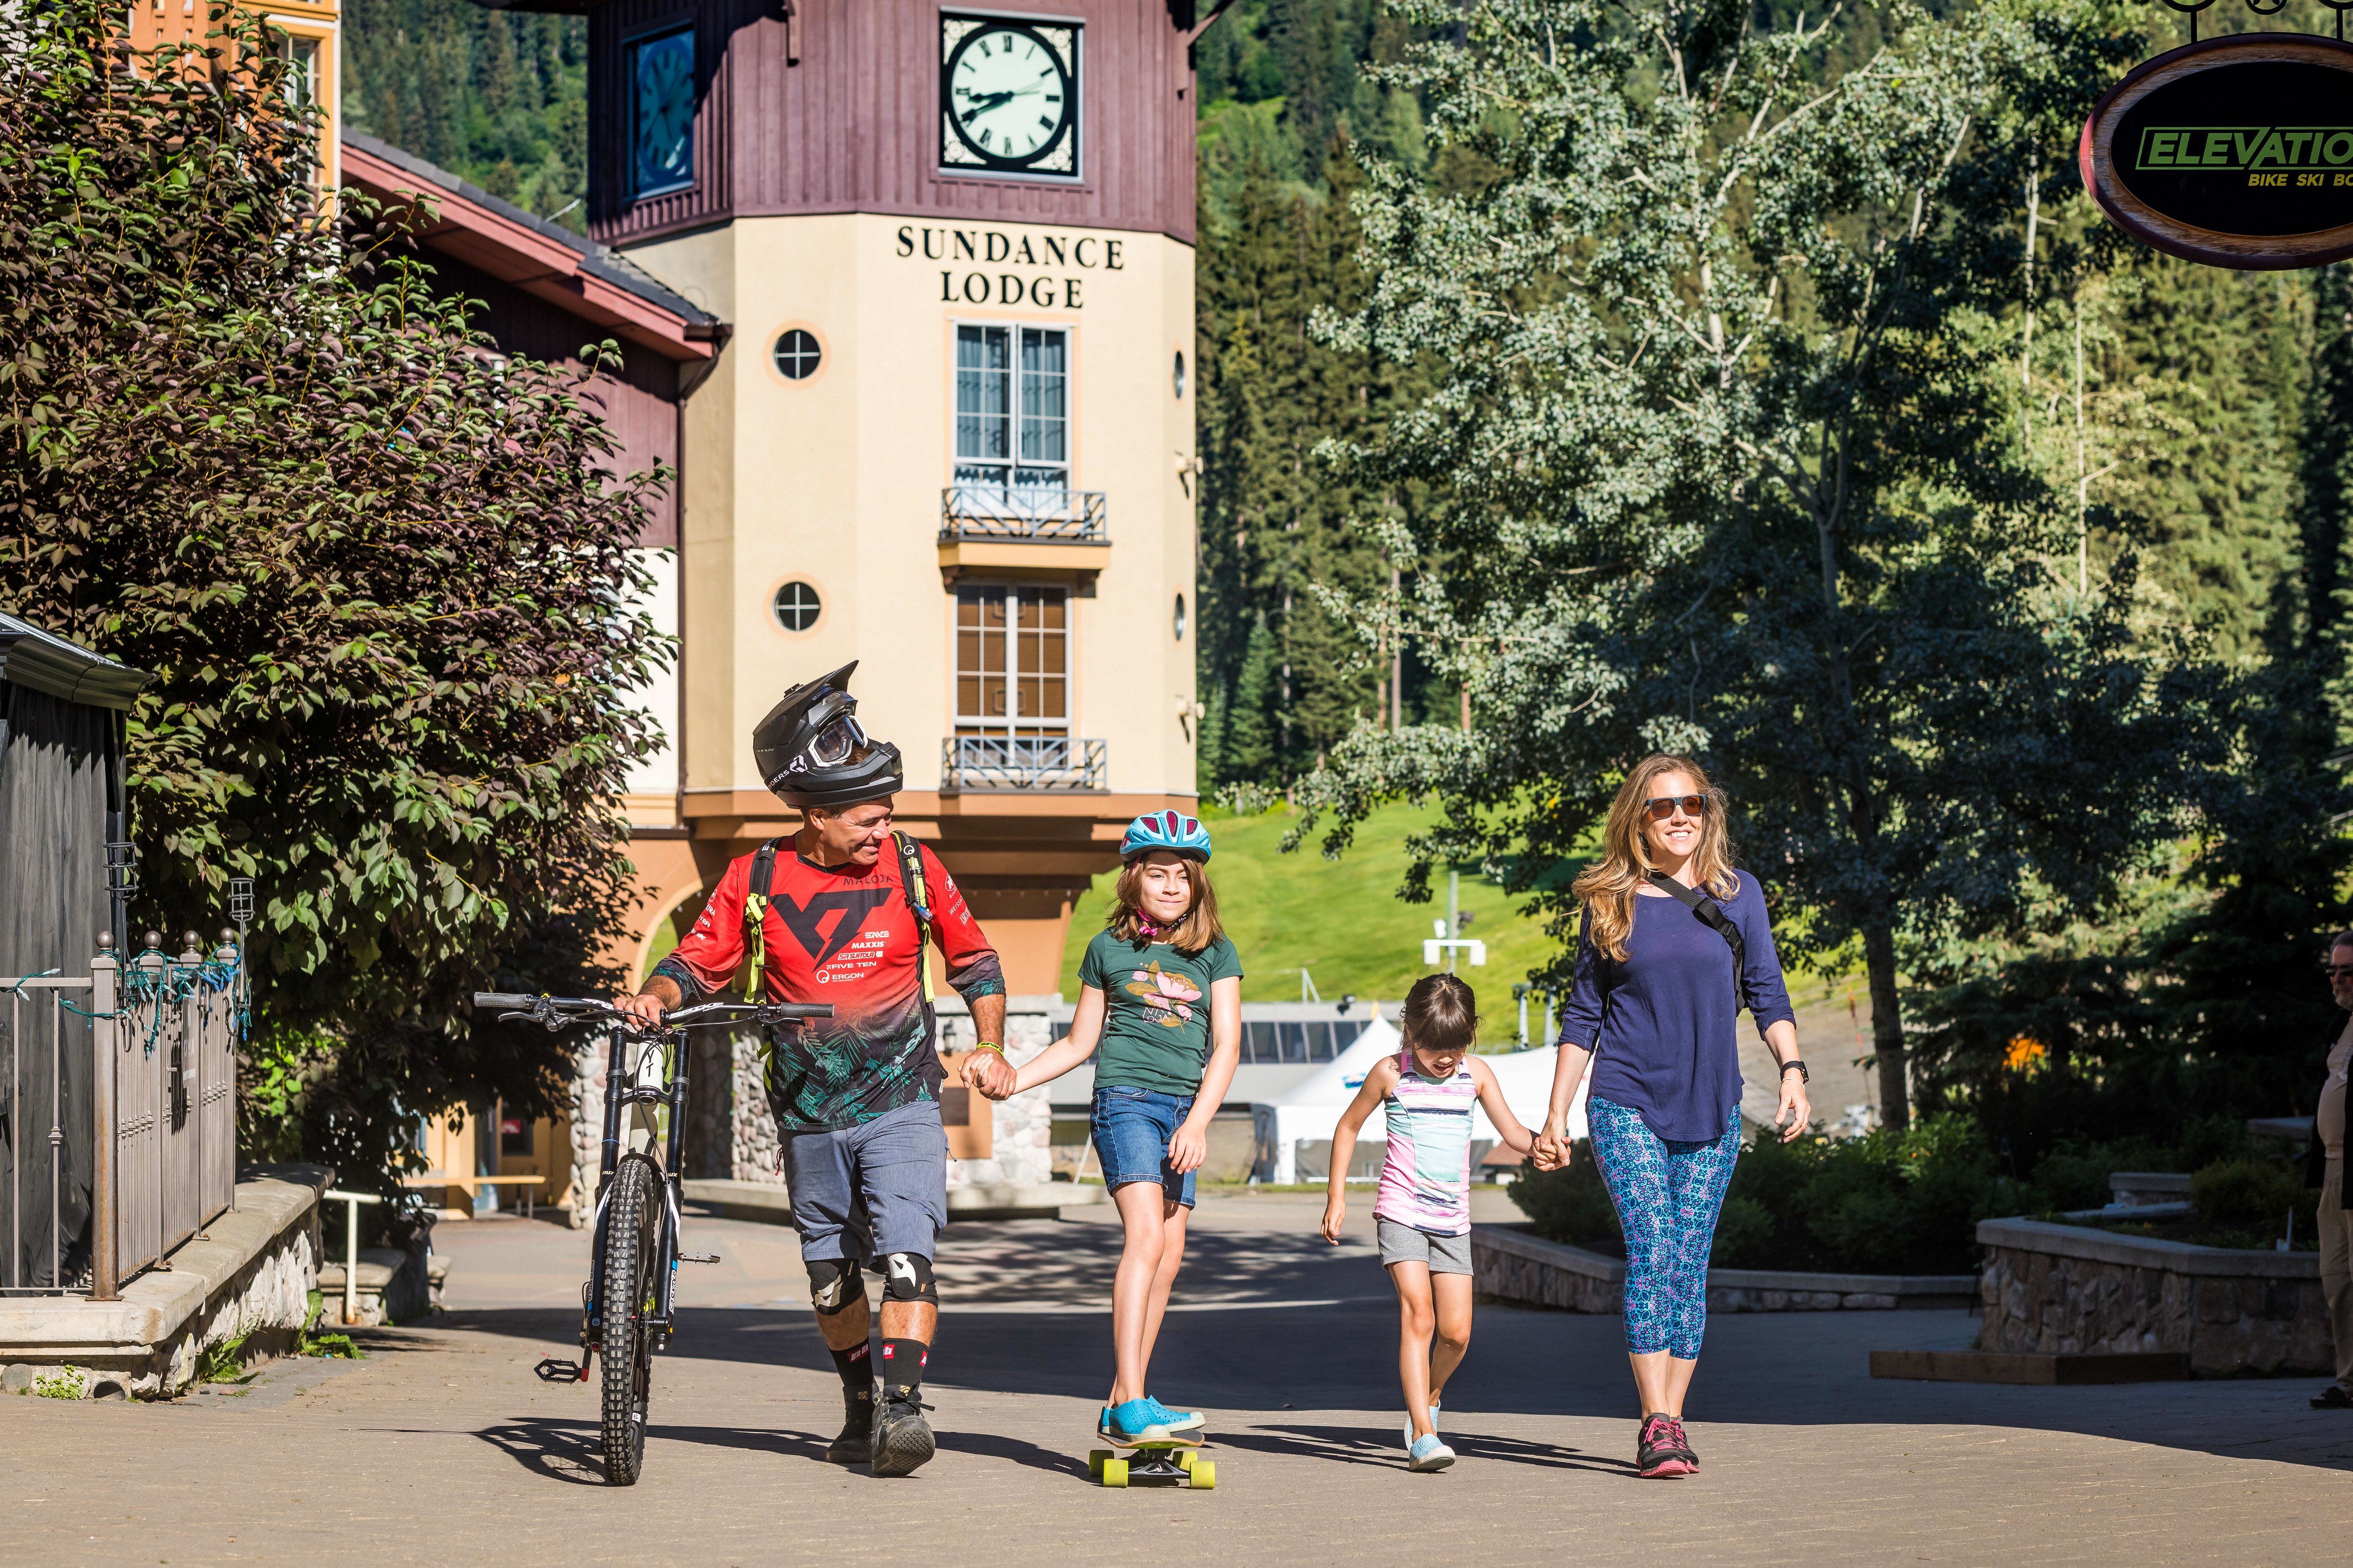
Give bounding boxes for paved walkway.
[6,1187,2349,1566]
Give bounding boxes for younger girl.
[1322,974,1535,1472]
[987,810,1243,1443]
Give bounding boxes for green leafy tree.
[0,0,668,1204]
[1291,0,2224,1128]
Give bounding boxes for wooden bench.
[402,1172,547,1219]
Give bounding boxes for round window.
[1172,350,1187,400]
[773,580,822,632]
[773,328,822,380]
[1173,592,1187,642]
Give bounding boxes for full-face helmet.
[751,662,903,809]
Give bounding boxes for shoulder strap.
[894,831,936,1005]
[742,839,780,1002]
[1646,871,1747,1011]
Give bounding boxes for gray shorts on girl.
[1376,1216,1473,1274]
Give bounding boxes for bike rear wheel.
[599,1157,662,1484]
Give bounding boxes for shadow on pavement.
[425,1212,2353,1477]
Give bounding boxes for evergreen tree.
[342,0,588,227]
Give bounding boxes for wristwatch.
[1779,1058,1809,1085]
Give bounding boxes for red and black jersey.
[654,839,1004,1132]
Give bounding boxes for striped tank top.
[1374,1048,1480,1237]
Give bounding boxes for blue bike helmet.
[1120,809,1212,862]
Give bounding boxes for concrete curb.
[1472,1223,1979,1313]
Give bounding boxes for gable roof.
[342,132,723,363]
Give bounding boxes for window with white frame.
[955,586,1068,738]
[954,324,1068,504]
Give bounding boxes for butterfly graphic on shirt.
[1123,961,1204,1026]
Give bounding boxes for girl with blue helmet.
[974,808,1242,1443]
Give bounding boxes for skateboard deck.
[1089,1431,1214,1489]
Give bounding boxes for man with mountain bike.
[616,663,1011,1478]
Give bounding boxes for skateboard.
[1088,1430,1215,1489]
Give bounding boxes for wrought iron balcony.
[939,485,1109,543]
[940,735,1107,793]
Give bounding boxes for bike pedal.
[678,1252,721,1264]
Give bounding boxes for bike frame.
[584,1025,690,1356]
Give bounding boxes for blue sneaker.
[1101,1398,1169,1442]
[1145,1395,1205,1433]
[1407,1433,1456,1472]
[1403,1397,1441,1448]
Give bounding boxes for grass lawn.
[1057,801,1566,1045]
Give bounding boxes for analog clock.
[631,27,695,198]
[939,16,1079,178]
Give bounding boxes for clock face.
[939,16,1079,178]
[631,27,695,198]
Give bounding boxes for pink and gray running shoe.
[1636,1413,1698,1478]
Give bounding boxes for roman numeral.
[978,128,992,148]
[1039,115,1053,129]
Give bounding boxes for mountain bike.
[474,992,832,1484]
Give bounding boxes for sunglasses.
[2325,964,2353,979]
[1642,793,1708,821]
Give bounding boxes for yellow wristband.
[975,1040,1006,1056]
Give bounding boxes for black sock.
[829,1342,872,1399]
[880,1338,927,1396]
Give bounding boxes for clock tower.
[474,0,1209,997]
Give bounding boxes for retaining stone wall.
[1977,1221,2331,1376]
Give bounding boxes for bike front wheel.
[599,1157,662,1484]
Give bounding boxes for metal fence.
[1,931,242,1299]
[939,734,1107,792]
[939,484,1110,542]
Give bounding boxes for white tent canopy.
[1250,1031,1588,1184]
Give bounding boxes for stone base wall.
[1978,1239,2332,1376]
[0,1168,325,1399]
[1472,1223,1978,1315]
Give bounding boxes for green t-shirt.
[1078,929,1244,1096]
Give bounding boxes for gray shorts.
[1377,1216,1473,1275]
[778,1099,949,1265]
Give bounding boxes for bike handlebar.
[470,993,835,1030]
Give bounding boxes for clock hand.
[959,90,1018,122]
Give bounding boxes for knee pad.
[807,1256,862,1315]
[878,1251,938,1306]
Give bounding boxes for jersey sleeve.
[920,844,1006,1001]
[652,854,751,1003]
[1077,931,1108,991]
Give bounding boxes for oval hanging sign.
[2080,34,2353,270]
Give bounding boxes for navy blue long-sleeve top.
[1558,873,1796,1143]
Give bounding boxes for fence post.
[90,936,119,1302]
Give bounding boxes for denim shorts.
[1090,1084,1197,1208]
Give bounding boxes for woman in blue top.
[1533,754,1810,1480]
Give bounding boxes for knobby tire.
[599,1158,660,1484]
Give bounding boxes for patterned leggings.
[1588,1097,1741,1359]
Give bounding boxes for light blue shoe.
[1102,1398,1170,1442]
[1403,1398,1441,1448]
[1407,1433,1456,1472]
[1145,1395,1205,1433]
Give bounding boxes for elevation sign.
[2081,35,2353,269]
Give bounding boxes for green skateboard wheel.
[1192,1460,1216,1489]
[1102,1459,1129,1488]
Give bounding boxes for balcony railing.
[941,734,1107,792]
[939,485,1109,543]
